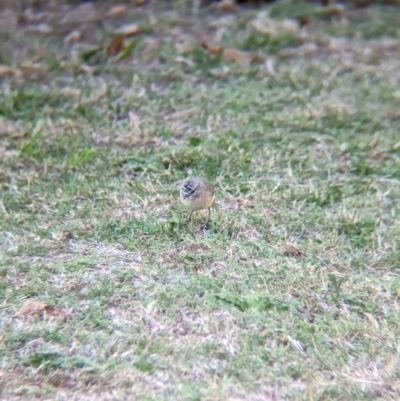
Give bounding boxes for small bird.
[180,177,215,222]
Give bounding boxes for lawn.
[1,1,400,400]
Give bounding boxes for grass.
[1,0,400,400]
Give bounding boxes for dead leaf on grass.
[281,242,304,258]
[202,41,257,68]
[107,35,124,58]
[115,23,140,37]
[17,300,46,318]
[202,41,222,54]
[17,300,68,319]
[43,305,68,318]
[115,38,142,60]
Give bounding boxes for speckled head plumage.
[180,177,215,221]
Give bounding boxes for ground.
[1,1,400,400]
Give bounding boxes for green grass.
[1,1,400,400]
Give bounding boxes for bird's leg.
[187,210,193,222]
[207,207,211,221]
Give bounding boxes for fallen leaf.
[107,35,124,58]
[43,305,68,318]
[64,29,82,44]
[0,65,17,77]
[17,300,46,319]
[202,41,257,67]
[17,300,68,319]
[115,37,141,60]
[106,5,128,16]
[115,23,140,36]
[201,41,222,54]
[282,243,303,258]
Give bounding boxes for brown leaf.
[43,305,68,318]
[106,5,128,16]
[202,40,257,68]
[17,300,68,319]
[115,23,140,37]
[201,41,222,54]
[282,243,304,258]
[107,35,125,58]
[17,300,47,319]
